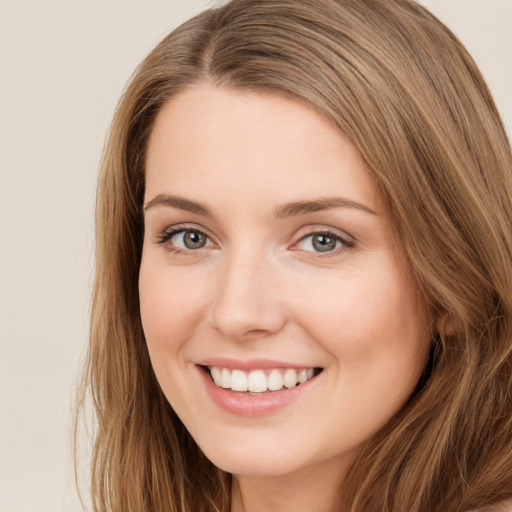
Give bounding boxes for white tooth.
[210,367,222,386]
[231,369,248,391]
[221,368,231,388]
[283,368,298,388]
[298,369,308,384]
[267,369,283,391]
[307,368,314,379]
[248,370,267,393]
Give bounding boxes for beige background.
[0,1,510,511]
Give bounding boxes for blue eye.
[297,232,348,253]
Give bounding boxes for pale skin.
[139,84,435,512]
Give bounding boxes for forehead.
[145,84,379,213]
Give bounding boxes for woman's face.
[139,84,431,480]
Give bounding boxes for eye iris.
[184,231,206,249]
[312,234,337,252]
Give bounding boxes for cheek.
[288,261,430,382]
[138,261,214,415]
[303,271,430,436]
[138,261,210,360]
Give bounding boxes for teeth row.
[208,367,315,393]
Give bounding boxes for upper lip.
[197,357,319,371]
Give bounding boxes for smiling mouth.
[203,366,323,394]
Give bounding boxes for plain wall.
[0,1,510,511]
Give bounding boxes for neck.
[230,456,351,512]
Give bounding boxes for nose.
[208,250,287,341]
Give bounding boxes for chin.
[191,428,304,476]
[207,452,302,477]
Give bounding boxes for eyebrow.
[274,197,377,218]
[143,193,377,218]
[144,193,212,216]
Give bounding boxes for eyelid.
[152,222,355,256]
[290,225,356,254]
[292,224,355,243]
[154,223,217,250]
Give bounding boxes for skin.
[139,84,432,512]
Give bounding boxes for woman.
[76,0,512,510]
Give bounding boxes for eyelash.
[155,226,213,254]
[294,230,355,257]
[154,226,355,257]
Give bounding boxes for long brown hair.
[76,0,512,510]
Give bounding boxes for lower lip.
[198,367,319,417]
